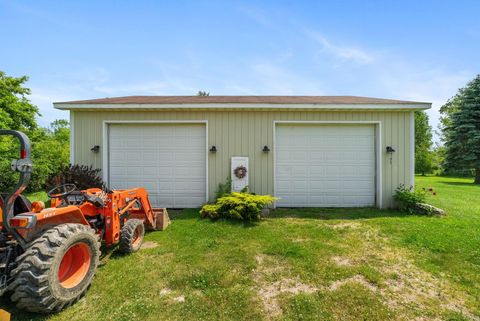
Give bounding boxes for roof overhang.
[54,102,431,111]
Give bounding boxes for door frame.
[102,120,209,204]
[273,121,382,208]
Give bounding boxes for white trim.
[102,120,209,204]
[410,111,415,187]
[273,120,383,208]
[69,111,75,164]
[54,102,431,111]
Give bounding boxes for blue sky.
[1,0,479,141]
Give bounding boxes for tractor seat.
[0,194,32,215]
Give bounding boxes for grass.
[24,191,48,203]
[1,176,479,320]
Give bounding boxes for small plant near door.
[215,176,232,200]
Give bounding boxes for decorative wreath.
[234,165,247,179]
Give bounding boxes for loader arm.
[122,188,157,229]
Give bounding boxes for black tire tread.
[8,224,100,313]
[119,219,144,254]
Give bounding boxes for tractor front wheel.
[119,219,145,254]
[8,224,100,313]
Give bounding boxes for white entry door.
[108,123,206,208]
[275,124,376,207]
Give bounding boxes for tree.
[0,71,39,131]
[415,111,434,175]
[197,91,210,96]
[28,121,70,191]
[443,75,480,183]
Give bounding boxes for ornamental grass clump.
[200,192,277,221]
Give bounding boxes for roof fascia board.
[54,102,431,110]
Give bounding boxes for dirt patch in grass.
[253,254,318,318]
[141,241,159,249]
[329,275,378,292]
[331,256,353,267]
[159,288,171,296]
[172,295,185,303]
[329,222,361,230]
[352,224,480,321]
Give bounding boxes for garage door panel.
[109,124,206,208]
[276,124,375,207]
[356,166,375,176]
[280,194,308,206]
[173,180,204,190]
[277,166,308,178]
[158,152,175,161]
[310,180,339,190]
[157,167,175,176]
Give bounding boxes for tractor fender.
[22,206,91,241]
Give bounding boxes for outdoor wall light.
[386,146,396,153]
[91,145,100,153]
[263,145,270,153]
[209,145,217,153]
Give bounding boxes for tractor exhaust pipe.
[0,130,33,247]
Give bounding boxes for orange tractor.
[0,130,167,313]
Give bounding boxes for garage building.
[54,96,431,209]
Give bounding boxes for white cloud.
[305,30,375,65]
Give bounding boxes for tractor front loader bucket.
[153,208,170,231]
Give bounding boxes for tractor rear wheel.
[119,219,145,254]
[8,224,100,313]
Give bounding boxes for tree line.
[415,74,480,183]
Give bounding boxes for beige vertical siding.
[72,109,414,208]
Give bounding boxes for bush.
[46,164,105,191]
[393,184,437,214]
[200,192,277,221]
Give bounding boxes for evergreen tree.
[197,91,210,96]
[444,75,480,183]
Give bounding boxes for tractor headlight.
[10,215,36,229]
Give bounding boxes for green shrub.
[393,184,429,213]
[200,192,277,221]
[199,204,221,219]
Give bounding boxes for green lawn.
[2,176,480,320]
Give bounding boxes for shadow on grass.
[269,207,412,220]
[441,181,478,187]
[166,207,417,222]
[166,209,198,220]
[167,208,260,228]
[0,297,49,321]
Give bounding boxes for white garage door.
[108,123,206,208]
[275,124,376,207]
